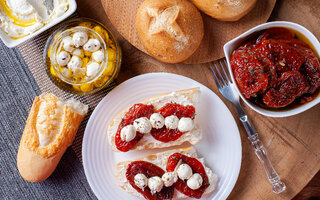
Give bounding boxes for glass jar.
[43,17,121,95]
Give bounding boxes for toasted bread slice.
[107,88,202,152]
[116,146,219,199]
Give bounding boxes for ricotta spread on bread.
[0,0,69,38]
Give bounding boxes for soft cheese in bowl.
[0,0,76,47]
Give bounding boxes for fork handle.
[238,113,286,193]
[248,133,286,194]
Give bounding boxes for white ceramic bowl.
[0,0,77,48]
[224,21,320,117]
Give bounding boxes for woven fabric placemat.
[17,21,116,162]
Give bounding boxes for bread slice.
[116,146,219,199]
[17,93,88,182]
[107,88,201,152]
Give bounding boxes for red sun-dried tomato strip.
[126,161,174,200]
[167,153,209,199]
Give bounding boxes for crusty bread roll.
[116,146,219,199]
[192,0,257,21]
[107,88,201,152]
[17,93,88,182]
[136,0,204,63]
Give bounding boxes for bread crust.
[107,88,201,152]
[17,93,87,182]
[136,0,204,63]
[192,0,257,21]
[115,146,218,199]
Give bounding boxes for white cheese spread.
[0,0,69,38]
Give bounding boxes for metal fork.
[210,59,286,194]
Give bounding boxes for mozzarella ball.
[150,113,165,129]
[162,172,178,187]
[148,176,163,193]
[134,173,148,189]
[165,115,179,129]
[178,117,194,132]
[83,39,101,52]
[56,51,70,66]
[62,36,75,52]
[92,50,105,63]
[187,173,203,190]
[120,125,136,142]
[133,117,152,134]
[72,31,88,47]
[177,163,192,180]
[73,48,84,57]
[68,56,82,71]
[86,62,100,77]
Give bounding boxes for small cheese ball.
[162,172,178,187]
[165,115,179,129]
[83,39,101,52]
[148,176,163,193]
[178,117,194,132]
[92,50,105,63]
[150,113,165,129]
[86,62,100,77]
[187,173,203,190]
[177,163,193,180]
[62,36,75,52]
[73,48,84,58]
[134,173,148,189]
[120,125,136,142]
[133,117,152,134]
[68,56,82,71]
[72,31,88,47]
[56,51,70,66]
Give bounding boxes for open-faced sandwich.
[116,146,218,199]
[107,88,201,152]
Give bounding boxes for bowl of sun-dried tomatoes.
[224,21,320,117]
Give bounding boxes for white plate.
[82,73,242,200]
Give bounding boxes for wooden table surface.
[76,0,320,199]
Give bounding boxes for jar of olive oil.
[43,18,121,95]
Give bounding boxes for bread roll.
[17,93,88,182]
[136,0,204,63]
[192,0,257,21]
[116,146,219,199]
[107,88,201,152]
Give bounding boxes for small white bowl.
[224,21,320,117]
[0,0,77,48]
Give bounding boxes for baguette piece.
[107,88,201,152]
[17,93,88,182]
[116,146,219,199]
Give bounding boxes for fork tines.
[210,59,232,88]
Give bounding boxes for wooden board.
[101,0,276,64]
[76,0,320,199]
